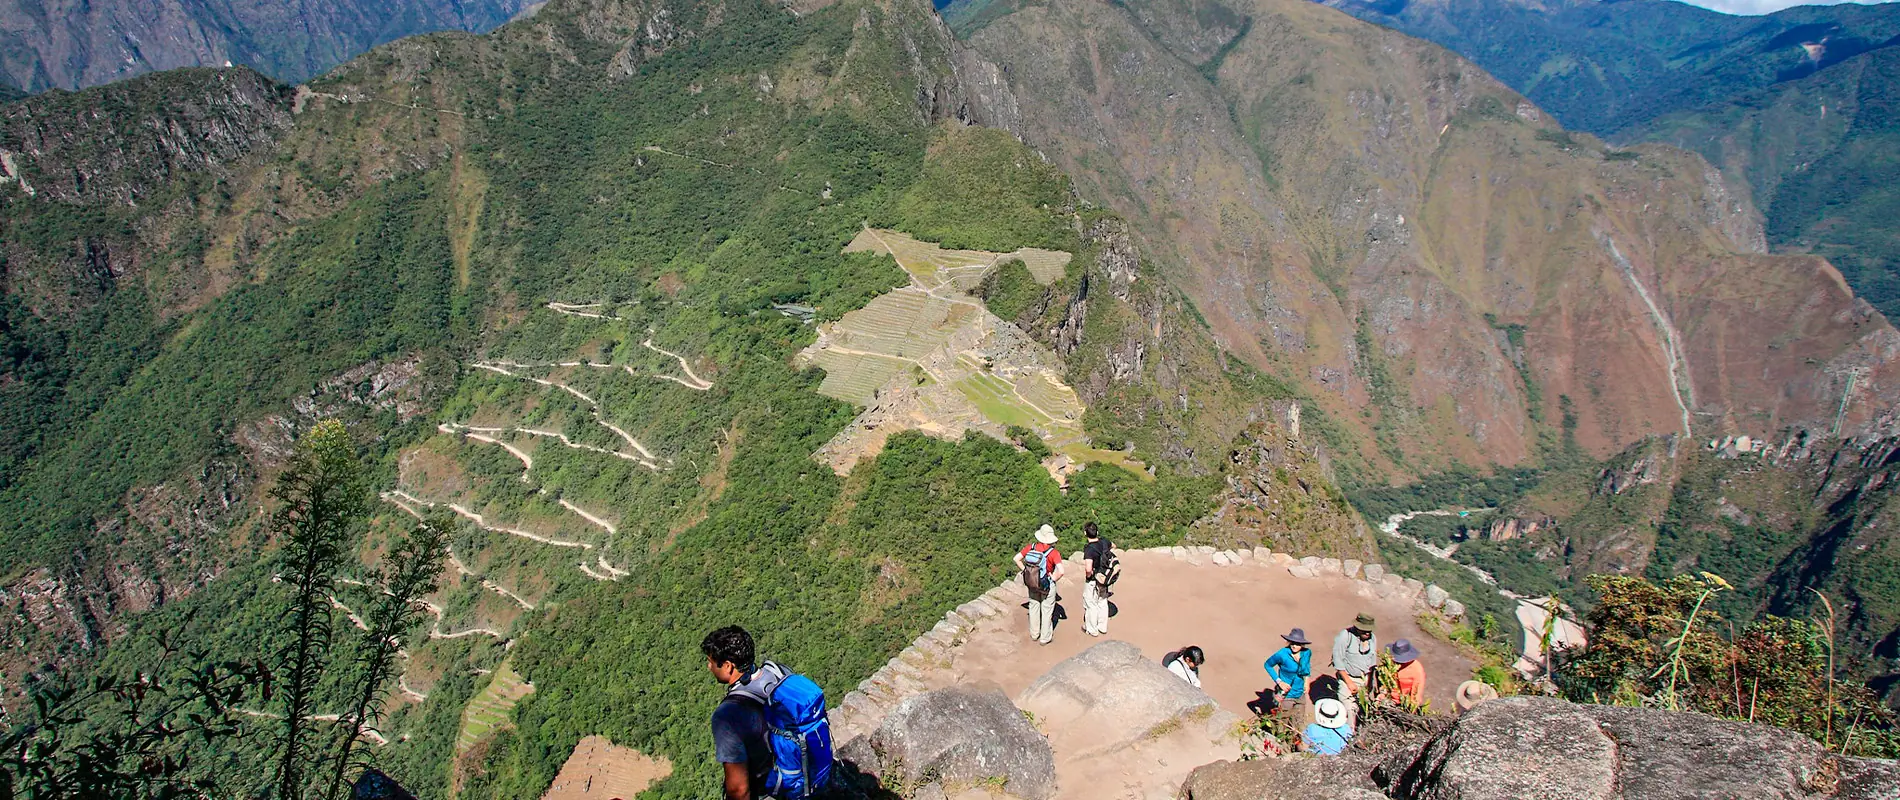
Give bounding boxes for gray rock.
[1342,558,1362,578]
[1172,546,1189,560]
[1386,696,1900,800]
[859,684,1056,800]
[1186,756,1387,799]
[1300,555,1322,571]
[1362,564,1386,583]
[1288,565,1318,579]
[1212,551,1233,566]
[1320,557,1343,574]
[1402,578,1425,597]
[1442,599,1466,620]
[1423,584,1450,609]
[1253,546,1272,560]
[1233,548,1254,562]
[1018,640,1232,758]
[1195,545,1217,555]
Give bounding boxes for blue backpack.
[727,661,834,799]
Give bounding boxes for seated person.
[1301,698,1355,755]
[1163,645,1205,688]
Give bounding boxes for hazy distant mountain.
[0,0,538,92]
[1313,0,1900,137]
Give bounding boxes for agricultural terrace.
[802,229,1138,475]
[458,662,535,756]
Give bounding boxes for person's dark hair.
[1179,645,1204,667]
[701,626,755,671]
[1084,521,1100,539]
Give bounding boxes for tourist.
[1014,524,1066,645]
[1301,698,1355,755]
[703,626,772,800]
[1164,645,1205,688]
[1261,628,1313,713]
[1455,679,1499,714]
[1387,638,1427,707]
[1332,613,1379,697]
[1081,522,1115,636]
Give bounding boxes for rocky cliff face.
[1184,696,1900,799]
[948,0,1900,475]
[0,0,538,93]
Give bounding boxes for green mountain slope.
[1634,44,1900,318]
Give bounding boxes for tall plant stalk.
[270,420,367,800]
[326,516,450,799]
[1810,588,1838,750]
[1651,572,1730,710]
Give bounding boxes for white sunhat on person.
[1315,698,1349,729]
[1034,524,1058,544]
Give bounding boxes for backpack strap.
[726,661,787,706]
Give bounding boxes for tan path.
[951,550,1472,716]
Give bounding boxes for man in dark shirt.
[1081,522,1114,636]
[704,626,773,800]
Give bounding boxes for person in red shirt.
[1014,524,1066,645]
[1387,638,1427,708]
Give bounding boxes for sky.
[1681,0,1897,14]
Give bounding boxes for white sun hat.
[1315,698,1349,729]
[1034,524,1058,544]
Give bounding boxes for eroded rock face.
[1016,640,1236,758]
[841,683,1056,800]
[1387,697,1900,800]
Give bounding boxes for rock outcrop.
[840,684,1057,800]
[1182,696,1900,800]
[1017,640,1237,759]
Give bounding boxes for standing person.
[1301,698,1355,755]
[1262,628,1313,714]
[1387,638,1427,708]
[702,626,836,800]
[1163,645,1205,688]
[1331,613,1379,697]
[1014,525,1066,645]
[1081,522,1116,637]
[703,626,772,800]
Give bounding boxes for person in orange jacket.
[1387,638,1426,707]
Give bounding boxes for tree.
[269,420,368,800]
[325,516,450,800]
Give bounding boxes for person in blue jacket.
[1262,627,1313,713]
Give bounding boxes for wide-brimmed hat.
[1034,524,1058,545]
[1314,698,1349,729]
[1388,638,1421,664]
[1282,627,1311,645]
[1352,613,1376,633]
[1456,680,1500,712]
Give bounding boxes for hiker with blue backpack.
[1014,524,1067,645]
[703,626,835,800]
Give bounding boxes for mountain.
[1308,0,1900,138]
[8,0,1900,791]
[0,0,539,93]
[1631,43,1900,318]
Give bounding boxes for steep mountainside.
[0,0,537,92]
[948,0,1900,478]
[0,0,1378,792]
[1308,0,1900,138]
[1633,44,1900,319]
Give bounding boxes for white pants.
[1027,592,1057,643]
[1082,581,1109,635]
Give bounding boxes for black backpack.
[1093,546,1122,587]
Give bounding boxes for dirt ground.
[954,549,1476,715]
[884,548,1476,799]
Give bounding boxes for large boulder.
[1386,696,1900,800]
[1016,640,1235,758]
[840,683,1056,800]
[1185,757,1387,800]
